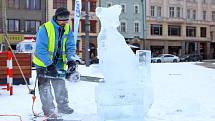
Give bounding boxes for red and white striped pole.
[6,51,13,95]
[0,51,13,95]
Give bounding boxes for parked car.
[180,54,203,62]
[16,39,36,67]
[151,54,180,63]
[74,55,84,64]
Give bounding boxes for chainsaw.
[43,68,80,82]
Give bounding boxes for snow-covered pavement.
[146,62,215,121]
[0,63,215,121]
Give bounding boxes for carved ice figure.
[95,5,153,121]
[96,5,139,84]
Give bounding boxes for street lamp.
[2,0,9,50]
[84,0,90,66]
[141,0,146,50]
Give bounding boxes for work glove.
[46,63,58,77]
[67,60,77,73]
[66,60,77,79]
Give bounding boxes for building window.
[200,27,207,37]
[120,22,126,32]
[90,20,97,33]
[186,0,195,2]
[192,10,196,20]
[202,0,206,4]
[134,5,139,14]
[151,6,155,17]
[8,0,20,8]
[82,0,86,11]
[25,20,40,33]
[90,1,96,12]
[121,4,126,13]
[187,9,191,19]
[71,19,74,31]
[212,0,215,4]
[7,19,19,32]
[157,6,161,17]
[26,0,41,10]
[81,19,85,32]
[168,25,181,36]
[187,0,196,2]
[212,11,215,21]
[81,19,95,33]
[186,26,196,37]
[169,7,174,18]
[176,7,181,18]
[134,22,139,33]
[203,11,206,20]
[53,0,67,9]
[72,0,75,10]
[151,24,162,36]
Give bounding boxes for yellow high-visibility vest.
[33,21,70,70]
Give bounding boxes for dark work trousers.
[36,68,69,113]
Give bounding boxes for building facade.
[46,0,99,61]
[147,0,215,59]
[0,0,47,49]
[100,0,215,59]
[2,0,215,59]
[100,0,146,52]
[0,0,99,61]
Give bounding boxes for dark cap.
[55,7,70,17]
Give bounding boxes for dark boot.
[44,110,58,119]
[46,119,63,121]
[58,106,74,114]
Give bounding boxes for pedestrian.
[33,7,77,119]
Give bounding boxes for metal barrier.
[0,51,13,95]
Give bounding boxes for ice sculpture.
[96,5,139,84]
[96,5,153,121]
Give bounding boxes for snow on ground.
[146,62,215,121]
[0,63,215,121]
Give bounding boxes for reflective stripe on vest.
[33,21,70,70]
